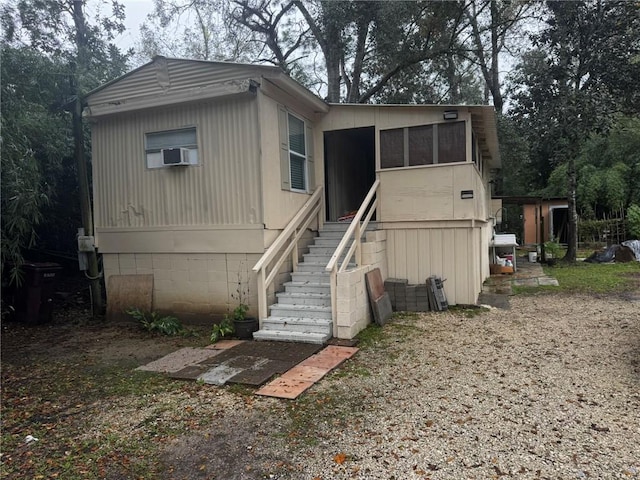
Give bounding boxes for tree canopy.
[1,0,129,287]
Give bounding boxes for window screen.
[408,125,434,166]
[380,128,405,168]
[437,121,465,163]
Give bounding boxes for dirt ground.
[2,284,640,479]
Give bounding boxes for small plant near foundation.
[210,316,234,343]
[127,308,185,336]
[544,238,564,259]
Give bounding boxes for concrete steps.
[253,221,376,344]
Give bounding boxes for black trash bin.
[14,262,63,324]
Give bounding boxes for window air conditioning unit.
[161,148,190,166]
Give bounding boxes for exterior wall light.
[443,110,458,120]
[461,190,474,199]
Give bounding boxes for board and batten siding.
[386,225,486,305]
[379,163,488,223]
[92,95,261,231]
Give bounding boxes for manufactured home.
[85,57,501,343]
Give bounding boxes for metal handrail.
[325,179,380,322]
[252,186,324,321]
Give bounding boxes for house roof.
[85,56,329,117]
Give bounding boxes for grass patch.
[448,305,490,318]
[355,323,386,349]
[543,261,640,294]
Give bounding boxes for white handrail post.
[257,268,267,325]
[292,229,299,272]
[355,222,362,266]
[317,193,324,233]
[330,268,337,334]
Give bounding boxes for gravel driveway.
[268,293,640,479]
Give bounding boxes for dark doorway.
[551,207,569,244]
[324,127,376,221]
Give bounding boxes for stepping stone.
[169,364,210,380]
[136,347,221,373]
[538,277,560,286]
[256,346,359,399]
[255,377,315,399]
[281,365,327,383]
[198,365,244,385]
[205,340,246,350]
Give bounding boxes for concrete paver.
[282,365,327,383]
[255,377,315,399]
[136,347,222,373]
[257,345,359,399]
[205,340,246,350]
[137,341,359,399]
[198,365,244,385]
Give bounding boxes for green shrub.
[127,308,184,336]
[210,316,234,343]
[628,204,640,239]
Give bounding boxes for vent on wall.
[161,148,190,166]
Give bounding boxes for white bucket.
[528,251,538,263]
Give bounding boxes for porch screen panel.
[408,125,433,166]
[437,121,465,163]
[380,128,404,168]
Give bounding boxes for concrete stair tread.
[270,304,331,312]
[284,280,331,286]
[263,316,332,325]
[253,330,330,344]
[277,291,330,299]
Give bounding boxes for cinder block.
[152,254,172,270]
[366,230,387,242]
[417,300,430,312]
[171,256,189,271]
[208,281,228,296]
[187,258,208,272]
[362,243,375,256]
[171,270,189,282]
[135,254,153,269]
[118,254,136,270]
[385,278,408,287]
[406,285,417,301]
[189,270,208,283]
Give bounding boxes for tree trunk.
[73,0,104,313]
[489,0,503,113]
[563,155,578,262]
